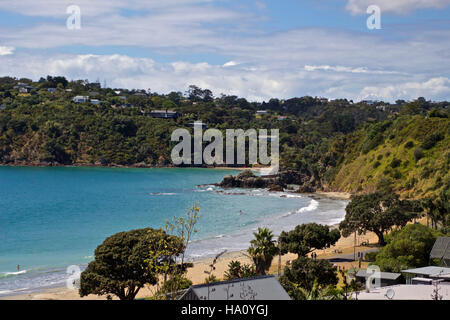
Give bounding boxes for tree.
[279,223,341,257]
[283,279,340,300]
[247,228,279,275]
[373,224,438,272]
[223,260,257,280]
[151,204,200,299]
[280,256,338,293]
[79,228,183,300]
[339,192,420,246]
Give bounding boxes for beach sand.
[1,220,378,300]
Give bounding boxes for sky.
[0,0,449,102]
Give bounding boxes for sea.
[0,166,348,297]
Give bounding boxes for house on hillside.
[188,121,207,129]
[90,99,101,105]
[47,88,57,93]
[179,275,291,300]
[72,96,89,103]
[148,110,178,119]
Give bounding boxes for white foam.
[1,270,27,277]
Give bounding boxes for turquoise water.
[0,166,347,296]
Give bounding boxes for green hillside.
[328,116,449,198]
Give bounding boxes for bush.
[405,141,415,149]
[414,148,424,161]
[374,224,438,272]
[421,133,444,150]
[390,158,401,168]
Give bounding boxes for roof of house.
[356,270,402,280]
[355,283,450,300]
[150,110,177,113]
[430,237,450,260]
[180,275,290,301]
[401,266,450,277]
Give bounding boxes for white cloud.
[357,77,450,101]
[345,0,450,15]
[0,46,14,56]
[1,53,449,103]
[304,65,402,75]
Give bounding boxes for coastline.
[1,226,376,300]
[0,166,352,300]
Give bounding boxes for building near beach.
[355,283,450,300]
[430,237,450,266]
[402,266,450,284]
[355,269,402,287]
[179,275,291,300]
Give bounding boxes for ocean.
[0,166,347,297]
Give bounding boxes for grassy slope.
[330,116,450,198]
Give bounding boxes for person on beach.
[17,264,20,272]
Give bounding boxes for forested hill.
[0,76,448,198]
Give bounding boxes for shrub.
[390,158,401,168]
[421,133,444,150]
[404,141,414,149]
[414,148,424,161]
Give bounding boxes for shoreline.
[0,195,353,301]
[1,226,376,300]
[0,167,352,300]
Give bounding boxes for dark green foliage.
[280,257,338,292]
[373,224,438,272]
[414,147,424,161]
[247,227,279,275]
[390,158,402,168]
[405,141,415,149]
[421,133,444,150]
[280,223,340,257]
[79,228,183,300]
[339,191,421,246]
[223,260,257,280]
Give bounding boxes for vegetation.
[339,191,421,245]
[279,223,340,258]
[247,227,279,275]
[372,224,440,272]
[223,260,258,280]
[1,76,448,199]
[280,257,338,293]
[79,228,182,300]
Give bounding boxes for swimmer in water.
[17,264,20,272]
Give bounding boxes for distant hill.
[0,76,449,199]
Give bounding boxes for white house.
[72,96,89,103]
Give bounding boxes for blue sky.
[0,0,449,102]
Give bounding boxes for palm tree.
[296,279,341,300]
[247,227,279,275]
